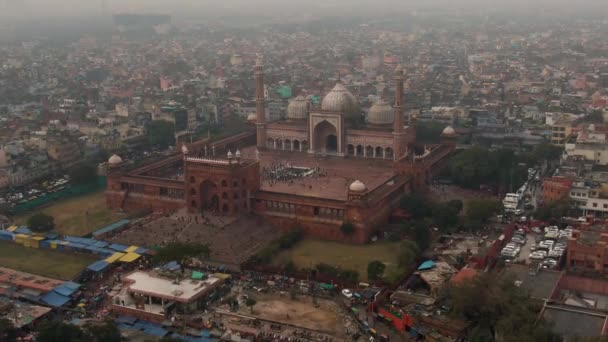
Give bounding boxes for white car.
[341,289,353,299]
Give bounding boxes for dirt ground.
[237,292,346,335]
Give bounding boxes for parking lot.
[516,234,536,264]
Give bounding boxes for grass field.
[0,241,96,280]
[15,190,127,236]
[272,239,401,281]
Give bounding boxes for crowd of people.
[261,163,328,186]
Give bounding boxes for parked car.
[342,289,353,299]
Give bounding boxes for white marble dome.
[108,154,122,165]
[367,99,394,125]
[181,144,189,154]
[442,126,456,136]
[349,179,367,192]
[247,113,257,122]
[321,82,360,119]
[287,96,309,120]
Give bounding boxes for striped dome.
[287,96,309,120]
[367,99,394,125]
[321,82,360,119]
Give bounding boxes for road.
[516,234,536,264]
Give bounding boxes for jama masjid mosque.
[106,56,456,243]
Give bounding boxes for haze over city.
[0,1,608,341]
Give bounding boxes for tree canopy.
[27,213,55,232]
[444,147,527,192]
[535,198,573,221]
[153,242,210,272]
[68,162,97,185]
[367,260,386,281]
[415,121,445,143]
[449,272,560,342]
[0,319,17,342]
[147,120,176,148]
[37,320,121,342]
[340,222,355,235]
[466,199,502,225]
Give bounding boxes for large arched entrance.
[200,180,219,212]
[313,120,338,153]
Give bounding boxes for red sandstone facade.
[105,58,455,244]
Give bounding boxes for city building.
[112,271,225,322]
[542,176,573,204]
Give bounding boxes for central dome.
[287,95,309,120]
[321,82,360,119]
[367,99,394,125]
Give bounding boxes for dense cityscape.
[1,1,608,341]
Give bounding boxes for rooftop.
[542,304,608,340]
[242,146,394,201]
[505,264,561,300]
[123,271,221,303]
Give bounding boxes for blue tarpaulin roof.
[162,261,180,271]
[0,230,13,237]
[92,219,130,237]
[15,227,32,235]
[63,281,81,290]
[41,291,71,307]
[52,281,81,296]
[109,243,129,252]
[64,236,97,245]
[87,260,110,272]
[92,240,109,248]
[116,316,138,325]
[417,260,436,270]
[143,324,168,337]
[44,232,59,239]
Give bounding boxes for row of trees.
[254,229,304,264]
[442,143,562,192]
[399,194,500,234]
[449,273,561,342]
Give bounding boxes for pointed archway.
[313,120,338,153]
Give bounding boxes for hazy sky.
[2,0,606,20]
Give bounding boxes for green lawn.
[15,190,127,236]
[272,239,401,281]
[0,241,96,280]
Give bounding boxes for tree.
[37,321,87,342]
[449,272,560,342]
[415,121,445,143]
[154,242,210,273]
[340,222,355,235]
[245,298,257,313]
[367,261,386,281]
[535,198,573,221]
[0,319,17,342]
[447,199,464,213]
[466,199,502,224]
[147,120,176,148]
[413,223,431,250]
[400,194,432,219]
[432,203,460,229]
[398,240,420,269]
[27,213,54,232]
[283,260,296,274]
[83,321,121,342]
[68,162,97,185]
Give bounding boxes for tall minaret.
[393,64,405,160]
[255,54,266,148]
